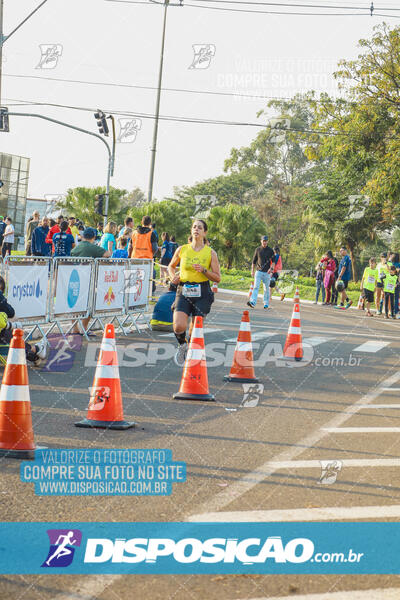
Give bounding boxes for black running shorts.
[173,281,214,317]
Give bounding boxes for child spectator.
[376,252,390,315]
[314,261,326,304]
[389,252,400,317]
[360,257,378,317]
[112,237,129,258]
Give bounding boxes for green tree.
[61,186,132,225]
[129,199,191,244]
[207,204,265,269]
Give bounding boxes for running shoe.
[345,299,353,309]
[174,342,188,367]
[35,339,49,360]
[264,305,269,309]
[247,301,255,308]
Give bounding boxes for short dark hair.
[152,222,156,228]
[125,216,133,226]
[6,217,12,223]
[119,237,128,248]
[170,235,175,242]
[57,215,64,220]
[60,220,69,232]
[68,216,75,221]
[274,246,280,253]
[142,215,152,227]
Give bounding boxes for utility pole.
[148,0,169,204]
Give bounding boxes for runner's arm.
[168,247,181,285]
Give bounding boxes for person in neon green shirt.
[383,264,398,319]
[360,257,378,317]
[376,252,392,314]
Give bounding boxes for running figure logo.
[41,529,82,567]
[117,118,142,143]
[318,460,343,485]
[188,44,216,69]
[36,44,63,69]
[240,383,264,408]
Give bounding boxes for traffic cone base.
[0,447,35,459]
[173,391,215,402]
[173,317,215,402]
[75,418,136,430]
[75,324,136,429]
[223,375,259,383]
[224,311,258,383]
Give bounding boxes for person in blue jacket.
[31,217,51,256]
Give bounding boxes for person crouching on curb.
[0,276,48,364]
[360,257,378,317]
[248,235,277,310]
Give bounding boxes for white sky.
[1,0,397,201]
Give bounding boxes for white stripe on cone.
[191,328,204,339]
[240,322,251,331]
[288,326,301,334]
[100,340,116,352]
[0,385,30,402]
[94,365,120,379]
[187,348,205,361]
[236,342,253,352]
[6,348,26,365]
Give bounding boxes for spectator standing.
[152,222,159,244]
[75,224,85,245]
[25,211,40,255]
[96,221,104,242]
[323,251,336,305]
[247,235,276,310]
[112,237,129,258]
[160,232,173,284]
[389,252,400,316]
[383,264,398,319]
[337,246,353,308]
[0,216,6,251]
[2,217,14,257]
[53,221,75,257]
[46,215,72,254]
[100,221,117,255]
[314,261,326,304]
[71,228,111,334]
[118,216,134,239]
[31,217,50,256]
[130,215,159,295]
[170,235,178,256]
[68,217,79,240]
[376,252,389,315]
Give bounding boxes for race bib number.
[367,275,375,284]
[182,284,201,298]
[386,283,394,292]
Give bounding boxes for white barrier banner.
[95,263,125,312]
[127,263,151,308]
[7,263,49,319]
[54,264,92,316]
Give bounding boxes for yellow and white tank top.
[179,244,212,283]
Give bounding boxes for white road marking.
[303,336,335,346]
[324,427,400,433]
[358,404,400,408]
[382,387,400,391]
[215,299,233,304]
[190,371,400,515]
[231,588,400,600]
[254,458,400,469]
[225,330,275,343]
[160,328,221,337]
[349,340,390,352]
[188,505,400,523]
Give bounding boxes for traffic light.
[94,194,104,216]
[94,110,109,136]
[0,108,9,133]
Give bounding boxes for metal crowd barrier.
[2,255,153,341]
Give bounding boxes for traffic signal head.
[94,110,109,136]
[94,194,104,216]
[0,108,9,133]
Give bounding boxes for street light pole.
[7,111,112,223]
[147,0,169,203]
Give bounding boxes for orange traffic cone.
[283,303,303,361]
[75,324,136,429]
[224,310,259,383]
[173,316,215,401]
[293,286,300,304]
[0,329,36,458]
[248,281,254,299]
[212,282,218,293]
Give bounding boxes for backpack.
[164,241,174,260]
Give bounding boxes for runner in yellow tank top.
[168,219,221,367]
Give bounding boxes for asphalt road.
[1,289,400,599]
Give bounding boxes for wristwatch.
[203,267,207,274]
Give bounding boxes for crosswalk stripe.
[324,427,400,433]
[304,336,335,346]
[234,588,400,599]
[353,340,390,352]
[188,505,400,523]
[358,404,400,408]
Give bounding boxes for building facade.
[0,152,30,244]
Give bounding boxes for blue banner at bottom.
[0,522,399,574]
